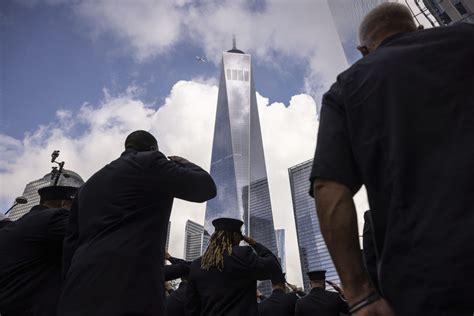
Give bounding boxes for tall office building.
[289,159,339,292]
[184,220,204,261]
[203,40,278,296]
[423,0,474,25]
[275,229,286,273]
[7,169,84,221]
[327,0,388,65]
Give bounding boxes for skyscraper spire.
[227,35,244,54]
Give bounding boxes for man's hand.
[286,282,297,292]
[242,235,256,246]
[351,299,396,316]
[168,155,191,165]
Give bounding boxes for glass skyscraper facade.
[289,160,339,292]
[203,44,278,296]
[7,169,84,221]
[423,0,474,25]
[327,0,388,65]
[275,229,286,273]
[184,220,204,261]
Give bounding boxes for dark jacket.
[258,289,302,316]
[311,23,474,316]
[295,288,347,316]
[186,242,281,316]
[57,149,216,316]
[166,281,188,316]
[0,205,68,316]
[165,256,191,281]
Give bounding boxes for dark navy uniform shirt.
[295,287,347,316]
[311,24,474,316]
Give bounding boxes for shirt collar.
[378,31,409,48]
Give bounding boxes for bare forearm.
[313,179,373,302]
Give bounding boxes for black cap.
[212,217,243,233]
[271,272,286,285]
[38,186,78,202]
[307,270,326,281]
[125,130,158,152]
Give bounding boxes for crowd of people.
[1,2,473,316]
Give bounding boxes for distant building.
[327,0,388,64]
[275,229,286,273]
[184,220,203,261]
[7,169,84,221]
[423,0,474,25]
[202,40,278,296]
[289,160,340,292]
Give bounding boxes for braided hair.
[201,230,240,271]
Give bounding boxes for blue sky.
[1,0,383,286]
[1,0,311,139]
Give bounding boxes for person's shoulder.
[229,245,254,259]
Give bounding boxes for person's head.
[38,186,79,210]
[358,2,417,56]
[307,270,326,290]
[124,130,158,152]
[201,218,243,271]
[271,272,287,292]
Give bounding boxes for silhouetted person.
[0,184,81,316]
[258,272,305,316]
[58,130,216,316]
[294,270,347,316]
[186,218,281,316]
[165,253,192,316]
[311,3,474,315]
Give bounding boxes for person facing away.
[258,272,305,316]
[0,183,82,316]
[57,130,216,316]
[165,253,192,316]
[294,270,348,316]
[311,2,474,316]
[186,217,281,316]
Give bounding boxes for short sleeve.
[310,80,362,195]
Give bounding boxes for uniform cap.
[38,186,79,201]
[212,217,243,233]
[271,272,286,285]
[307,270,326,281]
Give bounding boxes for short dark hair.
[124,130,158,152]
[359,3,417,49]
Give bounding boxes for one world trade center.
[203,40,278,293]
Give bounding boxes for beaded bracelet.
[348,291,381,314]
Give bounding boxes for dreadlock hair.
[201,230,241,271]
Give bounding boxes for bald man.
[311,3,474,316]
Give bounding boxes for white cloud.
[0,80,369,287]
[73,0,348,106]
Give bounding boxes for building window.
[238,70,243,81]
[454,2,467,15]
[227,69,231,80]
[440,12,452,24]
[244,71,249,82]
[232,69,238,80]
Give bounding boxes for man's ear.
[357,45,370,57]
